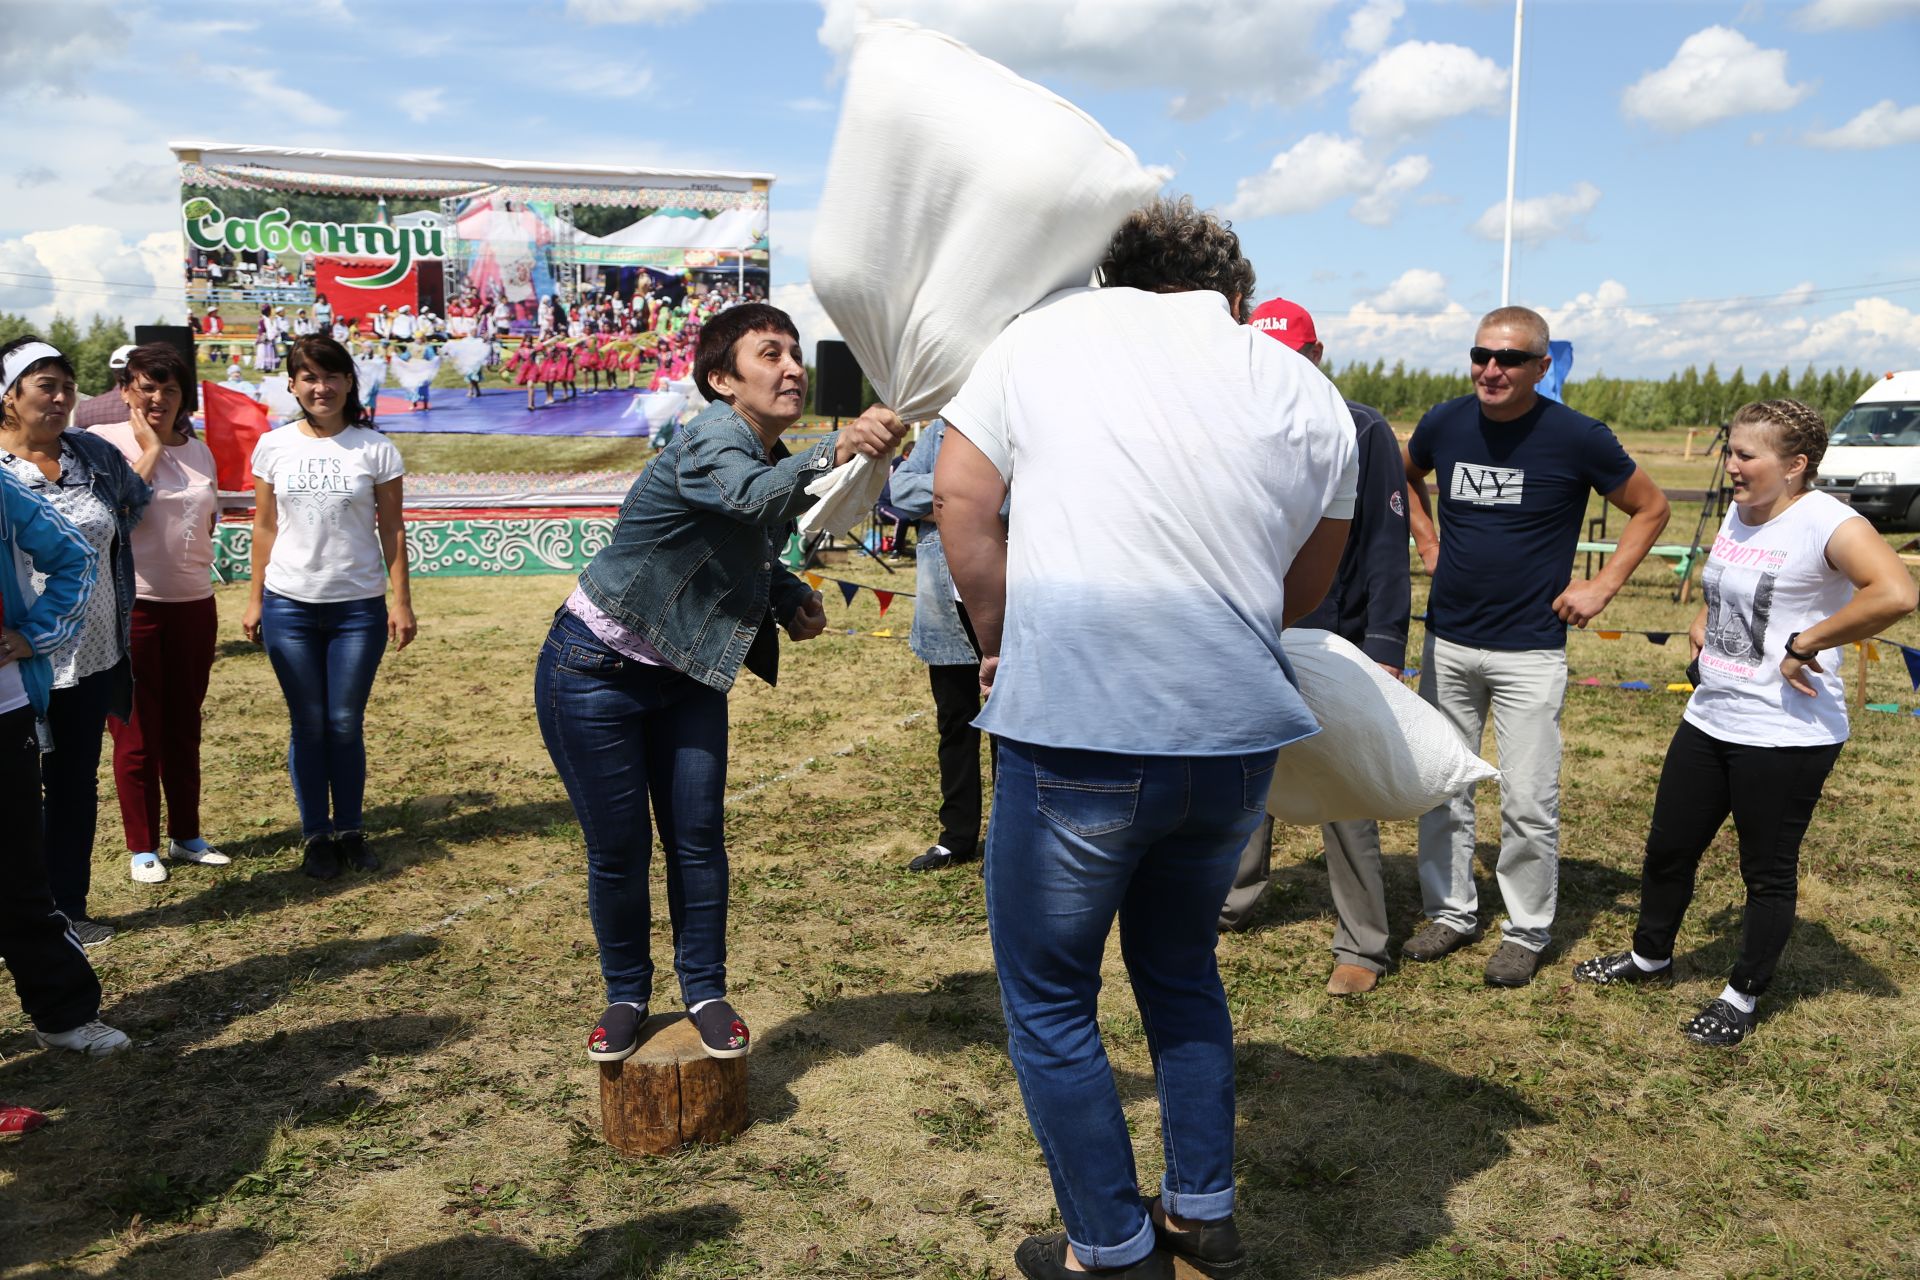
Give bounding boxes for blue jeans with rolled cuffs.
[259,592,387,840]
[534,608,730,1008]
[986,739,1276,1269]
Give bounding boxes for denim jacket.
[888,420,981,666]
[0,465,100,736]
[578,401,839,691]
[3,430,152,670]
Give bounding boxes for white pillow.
[1269,629,1498,825]
[800,19,1162,535]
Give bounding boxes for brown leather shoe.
[1401,920,1480,962]
[1484,940,1543,988]
[1327,964,1379,996]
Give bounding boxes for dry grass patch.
[0,554,1913,1279]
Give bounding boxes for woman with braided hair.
[1573,398,1916,1046]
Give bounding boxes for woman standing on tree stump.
[534,302,903,1065]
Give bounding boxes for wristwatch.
[1784,631,1819,662]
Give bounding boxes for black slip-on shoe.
[906,844,978,873]
[1572,950,1674,986]
[588,1003,646,1063]
[1146,1196,1245,1278]
[1014,1233,1171,1279]
[336,831,380,872]
[691,1000,751,1059]
[301,836,341,881]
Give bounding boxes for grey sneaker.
[1401,920,1478,963]
[1484,940,1543,987]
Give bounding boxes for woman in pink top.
[90,344,228,885]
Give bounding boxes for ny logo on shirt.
[1450,461,1526,506]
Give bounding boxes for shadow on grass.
[749,971,1006,1124]
[327,1204,743,1279]
[104,791,575,936]
[1676,908,1900,1012]
[1235,1047,1549,1278]
[0,936,466,1274]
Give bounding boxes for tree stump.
[598,1013,748,1156]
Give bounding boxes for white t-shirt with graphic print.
[1685,489,1863,748]
[251,423,403,603]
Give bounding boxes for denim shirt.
[0,465,100,731]
[888,420,980,666]
[578,401,838,691]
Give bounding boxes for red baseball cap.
[1248,297,1317,351]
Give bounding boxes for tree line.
[1330,359,1893,431]
[0,308,1901,431]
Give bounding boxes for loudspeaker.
[135,324,199,411]
[813,339,866,418]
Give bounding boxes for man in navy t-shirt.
[1401,306,1669,987]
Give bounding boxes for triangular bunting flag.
[804,571,824,590]
[1618,680,1651,690]
[871,627,894,638]
[1597,631,1624,640]
[874,590,894,617]
[1902,644,1920,691]
[1645,632,1671,645]
[838,580,859,607]
[1865,641,1881,662]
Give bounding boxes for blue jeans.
[259,592,388,839]
[534,609,730,1007]
[986,739,1275,1269]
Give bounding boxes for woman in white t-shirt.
[243,334,417,881]
[1575,399,1917,1046]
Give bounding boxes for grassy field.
[3,517,1917,1277]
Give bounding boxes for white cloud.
[1795,0,1920,28]
[0,226,182,328]
[1622,27,1811,132]
[1224,133,1430,227]
[560,64,655,99]
[1785,296,1920,363]
[1368,268,1450,315]
[1470,180,1601,243]
[213,68,344,127]
[817,0,1343,117]
[17,166,58,189]
[1350,40,1508,139]
[89,162,179,205]
[566,0,707,22]
[771,280,842,349]
[1804,99,1920,148]
[0,2,124,97]
[1343,0,1403,55]
[397,87,448,123]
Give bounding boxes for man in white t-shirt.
[935,196,1356,1279]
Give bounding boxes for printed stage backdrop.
[173,142,773,437]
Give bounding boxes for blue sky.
[1,0,1916,378]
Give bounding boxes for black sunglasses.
[1470,346,1545,369]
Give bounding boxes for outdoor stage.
[366,386,674,438]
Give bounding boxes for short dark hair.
[1099,195,1256,321]
[124,343,191,395]
[692,302,799,402]
[285,334,368,426]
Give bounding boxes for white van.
[1817,370,1920,530]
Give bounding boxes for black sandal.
[1683,998,1755,1047]
[691,1000,750,1059]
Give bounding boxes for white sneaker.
[35,1020,132,1056]
[130,853,168,884]
[167,840,231,866]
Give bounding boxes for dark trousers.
[109,597,219,852]
[1,707,103,1034]
[1632,719,1843,997]
[929,662,984,856]
[43,664,122,921]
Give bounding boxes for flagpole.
[1501,0,1525,306]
